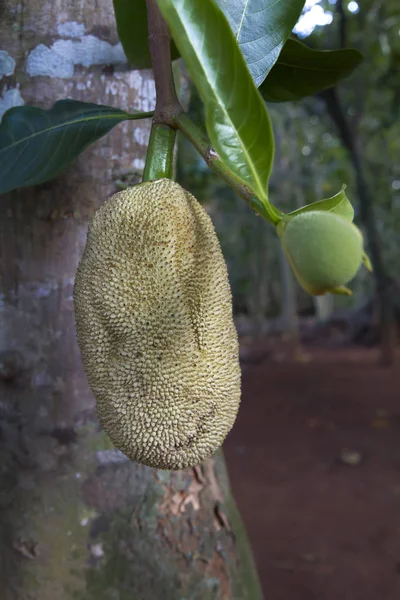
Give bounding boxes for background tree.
[313,0,400,363]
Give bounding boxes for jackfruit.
[278,210,364,296]
[74,178,241,470]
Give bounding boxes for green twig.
[174,112,283,225]
[143,123,176,181]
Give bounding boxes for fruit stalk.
[143,123,176,181]
[143,0,182,179]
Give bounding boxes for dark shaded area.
[225,341,400,599]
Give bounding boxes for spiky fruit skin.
[73,179,241,470]
[280,211,364,295]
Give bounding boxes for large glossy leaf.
[215,0,305,87]
[113,0,180,69]
[0,100,152,195]
[157,0,274,203]
[261,39,364,102]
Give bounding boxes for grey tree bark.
[0,1,263,598]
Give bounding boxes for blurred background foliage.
[177,0,400,341]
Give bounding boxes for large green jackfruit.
[74,178,241,470]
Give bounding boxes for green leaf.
[285,185,355,222]
[157,0,274,203]
[214,0,305,87]
[113,0,180,69]
[260,39,364,102]
[0,100,152,195]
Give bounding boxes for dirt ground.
[224,342,400,600]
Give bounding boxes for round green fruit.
[279,210,364,296]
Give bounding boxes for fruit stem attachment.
[174,112,283,225]
[146,0,183,125]
[144,0,183,181]
[143,123,176,181]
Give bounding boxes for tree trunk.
[0,2,263,598]
[319,88,398,365]
[279,248,302,360]
[314,295,334,323]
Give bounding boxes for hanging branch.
[145,0,182,124]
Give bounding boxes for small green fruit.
[278,210,365,296]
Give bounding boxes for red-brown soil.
[225,343,400,600]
